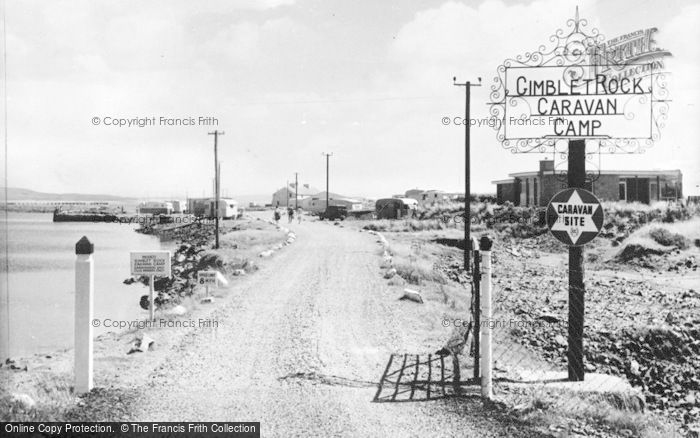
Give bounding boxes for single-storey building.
[493,160,683,206]
[271,183,321,208]
[300,192,364,214]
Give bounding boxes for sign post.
[130,251,172,320]
[198,270,217,297]
[148,275,155,320]
[197,270,228,303]
[490,8,668,383]
[568,141,588,381]
[545,180,604,380]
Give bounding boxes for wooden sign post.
[148,275,155,320]
[545,148,605,380]
[130,251,172,320]
[489,9,669,383]
[567,140,586,381]
[198,270,217,297]
[197,270,228,304]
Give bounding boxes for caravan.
[209,198,239,219]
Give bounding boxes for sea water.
[1,212,171,357]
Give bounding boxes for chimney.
[539,160,554,173]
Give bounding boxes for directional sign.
[130,251,172,276]
[197,270,228,287]
[198,271,217,286]
[546,188,604,246]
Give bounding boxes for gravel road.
[126,218,549,437]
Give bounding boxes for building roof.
[493,169,681,184]
[312,191,362,203]
[187,197,238,203]
[491,179,515,185]
[376,197,416,206]
[275,184,321,197]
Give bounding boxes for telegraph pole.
[286,180,289,209]
[208,130,224,249]
[295,172,299,209]
[453,77,481,273]
[322,153,332,209]
[1,2,9,363]
[455,77,482,383]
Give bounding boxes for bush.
[615,243,666,262]
[486,204,547,238]
[393,261,447,285]
[362,222,388,232]
[197,252,225,270]
[649,227,689,249]
[600,201,700,243]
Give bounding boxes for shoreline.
[1,211,172,358]
[1,214,290,422]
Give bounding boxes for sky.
[2,0,699,201]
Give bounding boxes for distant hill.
[2,187,136,201]
[2,187,274,205]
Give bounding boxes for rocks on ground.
[127,333,156,354]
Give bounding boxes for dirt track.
[125,217,548,437]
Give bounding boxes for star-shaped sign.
[546,188,604,246]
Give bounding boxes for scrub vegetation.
[347,200,700,436]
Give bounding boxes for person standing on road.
[274,207,281,225]
[288,207,294,223]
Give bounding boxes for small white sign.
[198,270,218,286]
[197,270,228,287]
[130,251,172,276]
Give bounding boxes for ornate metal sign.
[489,8,671,154]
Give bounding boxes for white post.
[149,275,155,321]
[75,236,94,394]
[205,285,210,297]
[479,236,493,399]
